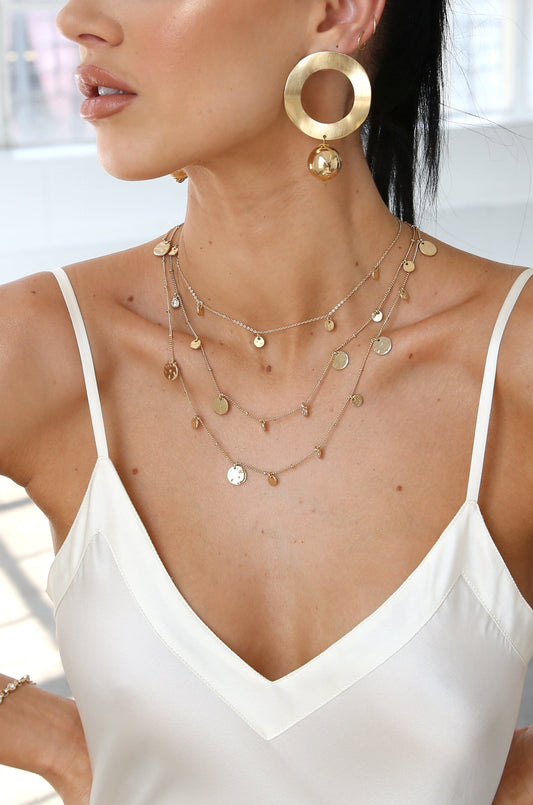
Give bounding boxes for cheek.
[96,0,305,178]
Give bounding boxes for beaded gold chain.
[166,220,402,348]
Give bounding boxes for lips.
[75,65,137,120]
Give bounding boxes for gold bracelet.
[0,675,35,705]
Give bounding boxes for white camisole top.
[48,267,533,805]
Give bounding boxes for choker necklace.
[170,220,403,349]
[155,224,438,486]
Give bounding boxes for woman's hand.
[494,727,533,804]
[0,677,91,804]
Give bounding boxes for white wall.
[0,120,532,282]
[421,121,533,267]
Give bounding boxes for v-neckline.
[47,455,532,739]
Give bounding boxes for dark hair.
[364,0,449,224]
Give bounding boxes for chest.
[43,306,533,681]
[102,357,482,678]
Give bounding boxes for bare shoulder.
[0,241,153,486]
[0,271,71,482]
[437,240,533,480]
[439,240,533,381]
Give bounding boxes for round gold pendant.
[213,395,230,416]
[267,473,279,487]
[163,361,179,381]
[308,143,342,181]
[228,465,247,486]
[153,240,171,257]
[372,310,383,323]
[373,336,392,356]
[169,246,179,256]
[351,393,364,407]
[190,338,202,350]
[403,260,416,273]
[419,239,438,257]
[399,288,410,301]
[171,295,180,309]
[154,240,171,257]
[325,317,335,332]
[332,350,349,371]
[254,335,266,349]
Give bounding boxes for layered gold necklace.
[153,224,438,486]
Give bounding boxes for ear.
[313,0,387,54]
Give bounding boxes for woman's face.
[57,0,318,181]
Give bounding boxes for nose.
[56,0,123,48]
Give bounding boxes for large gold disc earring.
[284,51,371,181]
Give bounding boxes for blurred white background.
[0,0,532,803]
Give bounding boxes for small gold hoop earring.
[171,169,188,183]
[284,51,371,181]
[358,17,377,51]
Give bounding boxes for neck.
[178,141,402,331]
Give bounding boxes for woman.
[1,0,532,802]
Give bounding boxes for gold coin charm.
[373,336,392,356]
[197,301,205,316]
[213,395,230,416]
[332,350,349,371]
[403,260,416,273]
[171,295,181,309]
[228,465,247,486]
[372,310,383,323]
[351,393,364,407]
[190,338,202,350]
[254,335,266,349]
[325,317,335,332]
[164,361,179,381]
[267,473,279,487]
[259,419,267,432]
[169,246,179,256]
[419,239,438,257]
[153,240,171,257]
[314,446,323,459]
[191,416,202,430]
[399,288,410,301]
[301,403,309,417]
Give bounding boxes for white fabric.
[48,267,533,804]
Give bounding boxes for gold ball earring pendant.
[284,51,372,181]
[308,137,343,182]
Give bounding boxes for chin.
[91,124,177,182]
[96,144,171,183]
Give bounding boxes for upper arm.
[0,271,77,485]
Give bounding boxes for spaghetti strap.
[52,268,109,460]
[467,268,533,502]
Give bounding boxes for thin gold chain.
[159,227,427,485]
[167,230,414,428]
[174,220,403,340]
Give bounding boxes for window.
[0,0,93,146]
[448,0,532,122]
